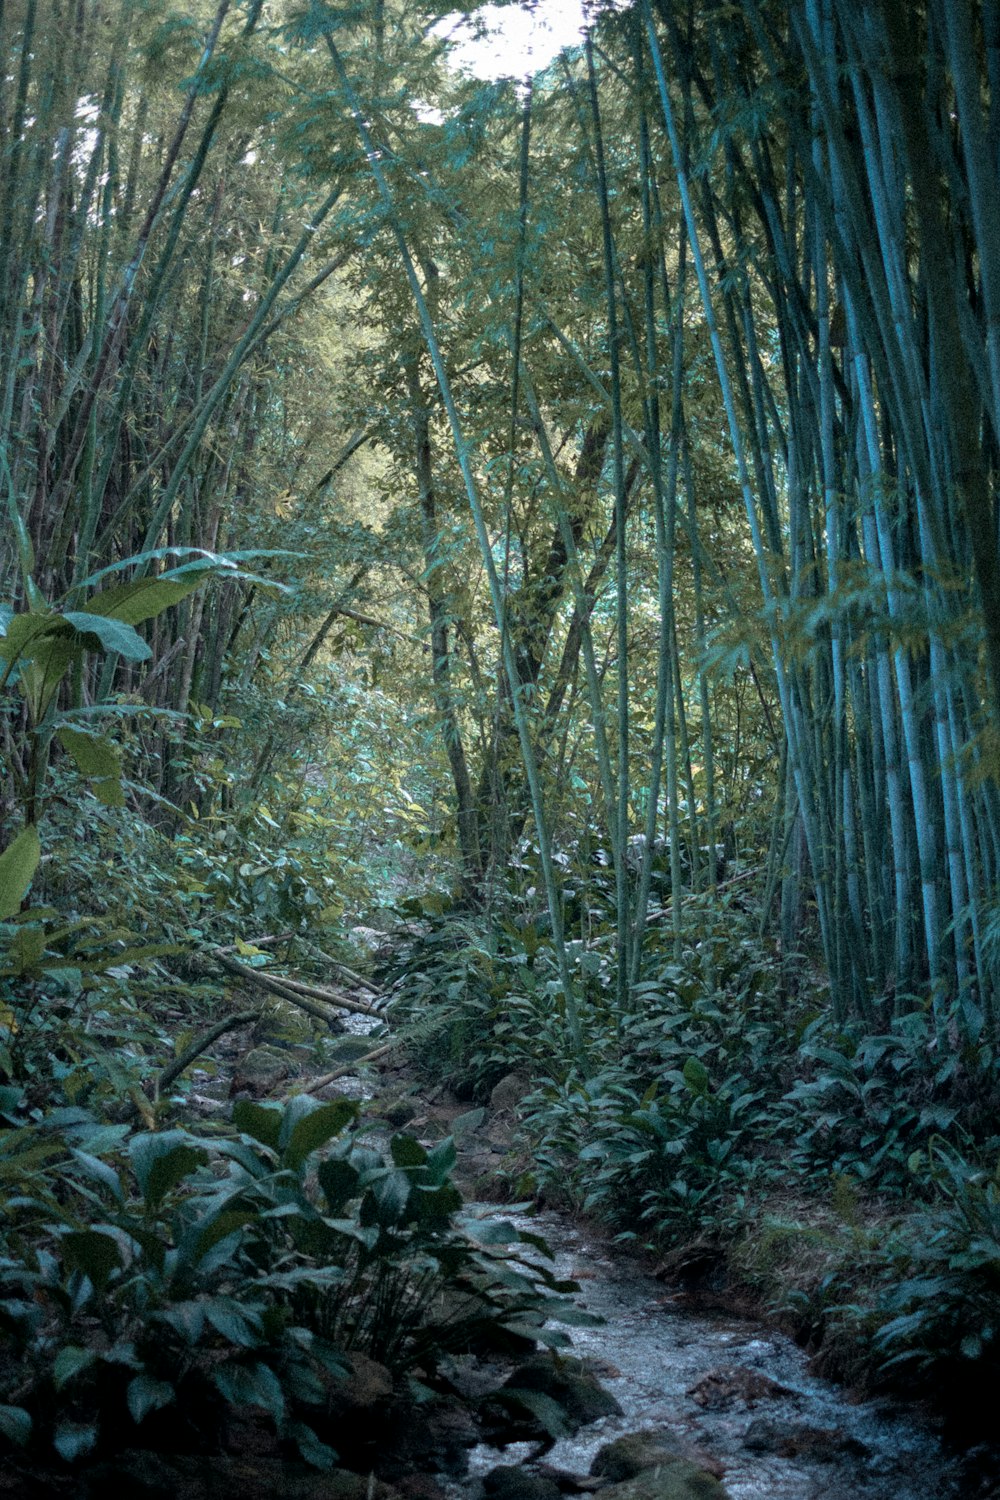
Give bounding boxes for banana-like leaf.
[0,827,40,920]
[56,727,124,807]
[80,570,212,626]
[61,611,151,662]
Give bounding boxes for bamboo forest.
[4,0,1000,1494]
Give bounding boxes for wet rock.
[219,1408,284,1457]
[350,925,385,952]
[188,1092,229,1116]
[352,1393,479,1479]
[229,1044,297,1097]
[490,1073,531,1113]
[591,1432,725,1486]
[323,1351,394,1426]
[75,1453,400,1500]
[687,1365,792,1411]
[345,1352,395,1408]
[591,1431,688,1480]
[480,1355,623,1447]
[594,1466,730,1500]
[742,1417,868,1461]
[421,1393,482,1464]
[394,1478,449,1500]
[384,1098,419,1128]
[486,1118,515,1151]
[254,1002,321,1047]
[483,1465,563,1500]
[535,1464,605,1492]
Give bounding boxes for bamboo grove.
[2,0,1000,1060]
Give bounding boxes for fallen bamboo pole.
[155,1008,260,1100]
[309,1041,395,1092]
[208,951,381,1018]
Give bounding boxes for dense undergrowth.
[0,1082,581,1469]
[0,630,566,1476]
[385,892,1000,1421]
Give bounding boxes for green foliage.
[871,1144,1000,1377]
[0,1093,581,1468]
[0,551,283,832]
[388,899,1000,1393]
[0,828,40,920]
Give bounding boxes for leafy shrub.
[872,1142,1000,1378]
[0,1093,581,1469]
[384,916,572,1100]
[779,1015,967,1191]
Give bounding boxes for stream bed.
[458,1203,977,1500]
[208,1003,985,1498]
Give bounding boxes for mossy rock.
[504,1355,623,1427]
[591,1431,687,1481]
[254,1001,322,1048]
[480,1355,622,1445]
[229,1044,298,1097]
[482,1465,563,1500]
[596,1465,730,1500]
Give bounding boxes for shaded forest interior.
[3,0,1000,1483]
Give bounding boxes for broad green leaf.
[0,827,40,920]
[129,1131,207,1209]
[465,1218,520,1246]
[682,1056,710,1094]
[3,486,34,575]
[52,1421,98,1462]
[72,546,297,593]
[390,1134,427,1168]
[425,1137,456,1184]
[126,1374,175,1423]
[203,1297,263,1347]
[60,1230,124,1291]
[56,727,120,780]
[232,1099,282,1150]
[283,1098,358,1169]
[317,1157,360,1214]
[0,611,63,662]
[82,571,211,626]
[7,922,45,975]
[370,1168,410,1225]
[289,1420,337,1470]
[411,1181,461,1226]
[0,1405,31,1446]
[212,1361,286,1422]
[516,1229,555,1259]
[56,727,124,806]
[52,1345,98,1390]
[61,611,151,662]
[155,1300,206,1343]
[69,1149,124,1203]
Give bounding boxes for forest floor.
[156,972,1000,1500]
[10,937,992,1500]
